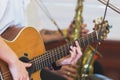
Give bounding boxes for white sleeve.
[23,0,31,10]
[0,0,9,20]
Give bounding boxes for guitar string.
[28,31,97,70]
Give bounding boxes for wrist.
[8,58,19,66]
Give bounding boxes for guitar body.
[0,27,45,80]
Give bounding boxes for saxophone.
[78,45,102,80]
[69,0,101,80]
[70,0,83,41]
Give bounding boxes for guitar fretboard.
[30,31,98,73]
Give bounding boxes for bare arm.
[0,36,18,64]
[0,36,31,80]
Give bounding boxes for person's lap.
[40,69,66,80]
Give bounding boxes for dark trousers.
[40,69,66,80]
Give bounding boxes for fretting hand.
[56,41,82,66]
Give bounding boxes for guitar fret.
[48,51,53,64]
[34,58,37,71]
[54,48,58,60]
[51,50,55,62]
[64,44,68,55]
[43,53,49,67]
[57,47,61,59]
[43,57,48,68]
[43,53,47,67]
[40,55,44,69]
[56,48,60,61]
[60,46,65,58]
[60,46,64,58]
[41,53,49,69]
[50,51,53,63]
[63,46,67,56]
[54,51,57,62]
[42,58,46,69]
[54,49,58,61]
[45,54,50,65]
[57,51,61,60]
[64,43,70,56]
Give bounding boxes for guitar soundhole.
[19,55,29,63]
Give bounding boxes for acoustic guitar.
[0,20,110,80]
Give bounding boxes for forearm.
[0,36,18,65]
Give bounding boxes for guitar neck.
[29,31,98,73]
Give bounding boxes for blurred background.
[35,0,120,40]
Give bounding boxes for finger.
[70,64,79,69]
[63,66,77,74]
[59,65,78,79]
[67,72,77,78]
[75,41,80,49]
[72,41,82,64]
[69,46,76,62]
[63,74,75,80]
[24,63,32,67]
[27,76,30,80]
[65,71,78,79]
[65,66,78,78]
[60,65,77,75]
[74,50,82,63]
[69,51,77,64]
[66,71,77,78]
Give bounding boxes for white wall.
[27,0,120,40]
[83,0,120,41]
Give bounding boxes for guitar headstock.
[93,17,111,41]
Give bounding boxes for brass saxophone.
[70,0,83,41]
[69,0,85,79]
[78,45,102,80]
[69,0,101,80]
